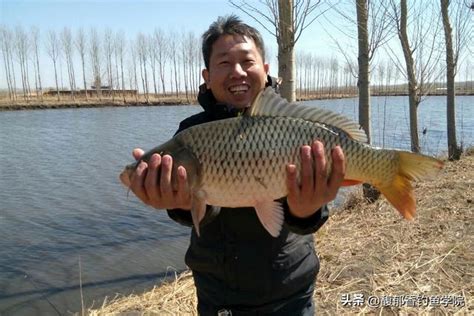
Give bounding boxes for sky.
[1,0,354,90]
[0,0,343,52]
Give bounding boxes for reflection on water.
[0,96,472,315]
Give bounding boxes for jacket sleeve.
[280,198,329,235]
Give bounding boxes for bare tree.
[46,30,61,101]
[327,0,393,144]
[387,0,443,153]
[440,0,470,160]
[61,27,76,100]
[137,33,150,102]
[104,28,115,101]
[153,28,168,97]
[89,28,102,100]
[0,26,17,101]
[169,31,180,98]
[115,31,126,102]
[75,28,88,100]
[31,27,43,101]
[148,34,159,97]
[229,0,325,102]
[14,26,32,101]
[129,42,139,102]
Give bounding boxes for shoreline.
[0,98,196,111]
[86,151,473,315]
[1,91,472,111]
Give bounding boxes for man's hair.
[202,15,266,69]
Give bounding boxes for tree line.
[1,12,471,105]
[0,26,203,103]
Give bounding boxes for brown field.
[0,93,198,111]
[2,83,473,111]
[84,150,473,315]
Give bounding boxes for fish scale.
[120,87,444,238]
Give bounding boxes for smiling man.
[126,15,345,315]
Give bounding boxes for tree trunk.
[398,0,420,153]
[356,0,371,143]
[357,0,380,201]
[441,0,462,160]
[278,0,296,102]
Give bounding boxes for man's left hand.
[286,140,345,218]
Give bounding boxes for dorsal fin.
[248,87,368,143]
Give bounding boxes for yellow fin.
[379,151,444,220]
[249,87,368,143]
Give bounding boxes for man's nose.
[230,63,246,78]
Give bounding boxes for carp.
[120,87,443,237]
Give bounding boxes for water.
[0,96,472,315]
[303,95,473,155]
[0,105,200,315]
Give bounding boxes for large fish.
[120,87,443,237]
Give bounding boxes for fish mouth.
[228,84,250,95]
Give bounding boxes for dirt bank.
[86,152,473,315]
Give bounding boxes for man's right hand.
[128,148,192,210]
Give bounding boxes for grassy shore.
[2,89,473,111]
[85,150,473,315]
[0,95,197,111]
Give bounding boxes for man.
[125,15,345,315]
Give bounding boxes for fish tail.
[378,151,444,220]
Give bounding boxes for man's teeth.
[229,85,248,94]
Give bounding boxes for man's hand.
[128,148,192,210]
[286,140,345,218]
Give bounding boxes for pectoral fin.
[191,190,207,237]
[254,200,285,238]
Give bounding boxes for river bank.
[0,97,194,111]
[85,150,473,315]
[2,90,473,111]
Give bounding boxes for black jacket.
[167,77,328,314]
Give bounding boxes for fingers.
[300,145,314,196]
[286,140,346,218]
[145,153,162,205]
[285,164,298,197]
[176,166,191,209]
[312,141,326,196]
[132,148,145,161]
[327,146,345,197]
[129,152,192,210]
[130,160,150,203]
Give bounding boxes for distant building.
[43,88,138,97]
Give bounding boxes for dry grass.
[0,94,197,110]
[86,152,473,315]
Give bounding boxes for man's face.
[202,34,269,109]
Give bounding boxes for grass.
[0,93,197,111]
[84,151,473,315]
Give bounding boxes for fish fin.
[254,200,285,237]
[191,190,207,237]
[342,179,363,186]
[379,151,444,220]
[249,87,368,143]
[397,151,444,181]
[379,174,416,220]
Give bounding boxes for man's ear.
[202,69,210,89]
[264,63,269,75]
